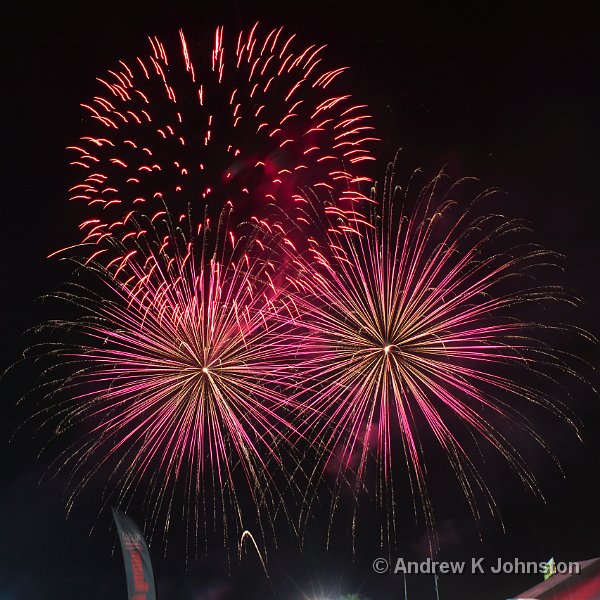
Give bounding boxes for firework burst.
[278,162,585,549]
[36,206,301,552]
[65,23,377,266]
[22,18,593,561]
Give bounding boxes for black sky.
[2,1,600,599]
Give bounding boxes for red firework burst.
[66,23,378,265]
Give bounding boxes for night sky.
[2,2,600,599]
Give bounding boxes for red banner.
[112,508,156,600]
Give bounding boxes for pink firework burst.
[66,23,377,265]
[38,205,302,551]
[278,162,585,548]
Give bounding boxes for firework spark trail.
[37,206,304,553]
[65,23,377,267]
[274,162,585,550]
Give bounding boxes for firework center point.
[202,367,209,374]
